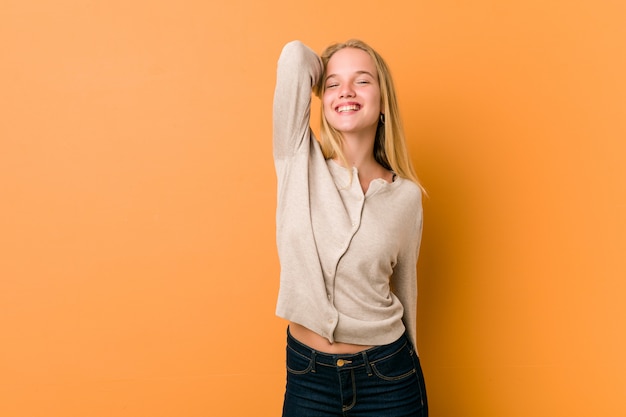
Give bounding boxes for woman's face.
[322,48,382,138]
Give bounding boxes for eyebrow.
[325,70,376,81]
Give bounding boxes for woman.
[273,39,427,417]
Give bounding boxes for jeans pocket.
[370,343,417,381]
[286,346,314,375]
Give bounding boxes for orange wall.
[1,1,625,416]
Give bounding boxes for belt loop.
[362,351,372,376]
[310,350,317,373]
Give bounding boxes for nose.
[339,85,355,98]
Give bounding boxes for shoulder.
[395,178,423,205]
[393,179,423,230]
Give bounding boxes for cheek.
[322,95,334,113]
[372,93,382,111]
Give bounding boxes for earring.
[379,113,385,124]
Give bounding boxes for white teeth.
[337,105,360,112]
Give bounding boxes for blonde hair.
[315,39,421,187]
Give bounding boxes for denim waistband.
[286,327,411,371]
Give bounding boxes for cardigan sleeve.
[272,41,322,162]
[390,196,424,350]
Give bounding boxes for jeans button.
[336,359,345,367]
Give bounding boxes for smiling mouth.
[336,104,361,113]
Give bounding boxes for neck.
[338,130,377,171]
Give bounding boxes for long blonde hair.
[314,39,421,186]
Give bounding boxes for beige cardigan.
[273,41,423,349]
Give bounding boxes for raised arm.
[273,41,323,161]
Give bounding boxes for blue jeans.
[282,327,428,417]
